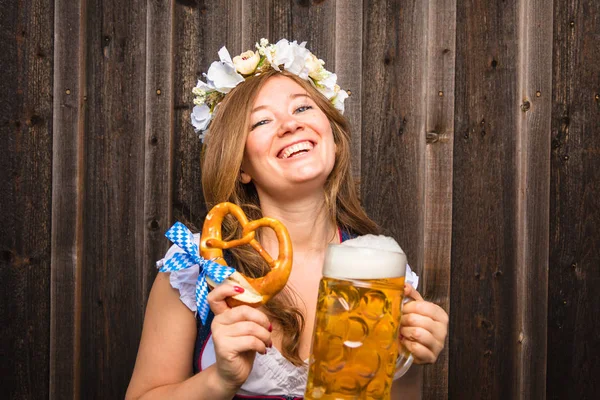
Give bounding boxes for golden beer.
[305,242,412,400]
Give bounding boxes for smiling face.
[240,75,337,199]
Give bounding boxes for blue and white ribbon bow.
[160,222,235,324]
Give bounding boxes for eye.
[251,119,269,130]
[295,104,313,113]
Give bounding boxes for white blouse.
[158,234,419,397]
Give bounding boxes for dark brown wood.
[51,0,85,398]
[172,0,242,229]
[362,0,428,275]
[143,0,175,312]
[548,0,600,398]
[513,1,553,399]
[0,0,53,399]
[451,0,520,398]
[79,0,147,398]
[423,0,456,398]
[335,0,364,179]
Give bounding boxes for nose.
[277,115,303,137]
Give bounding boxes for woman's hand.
[399,284,448,364]
[207,284,272,391]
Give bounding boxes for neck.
[257,190,338,253]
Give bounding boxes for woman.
[126,39,448,399]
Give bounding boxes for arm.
[126,274,272,400]
[125,273,238,400]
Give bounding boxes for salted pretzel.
[201,202,293,307]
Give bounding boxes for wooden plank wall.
[1,0,599,399]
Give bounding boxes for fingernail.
[399,334,405,341]
[268,342,272,348]
[268,323,273,332]
[233,286,245,293]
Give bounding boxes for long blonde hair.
[201,69,379,365]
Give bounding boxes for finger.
[400,310,448,342]
[402,300,449,324]
[404,284,424,301]
[399,326,444,358]
[214,305,271,332]
[216,320,272,347]
[400,338,437,364]
[217,335,269,356]
[207,283,246,315]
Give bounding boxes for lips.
[278,140,315,159]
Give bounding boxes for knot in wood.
[426,131,440,144]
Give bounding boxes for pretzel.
[200,202,293,307]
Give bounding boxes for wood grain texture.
[143,0,174,313]
[335,0,363,179]
[451,0,520,398]
[172,0,242,230]
[423,0,456,398]
[51,0,86,398]
[361,0,427,272]
[242,0,336,64]
[0,0,53,399]
[514,0,553,398]
[79,0,147,397]
[548,0,600,398]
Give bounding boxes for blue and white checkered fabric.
[160,222,235,324]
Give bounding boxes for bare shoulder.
[126,273,198,398]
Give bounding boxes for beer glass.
[304,243,413,400]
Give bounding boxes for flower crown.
[191,38,349,142]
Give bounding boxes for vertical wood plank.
[143,0,174,310]
[172,0,242,229]
[423,0,456,398]
[514,0,553,398]
[241,0,336,64]
[0,0,53,399]
[335,0,363,179]
[451,0,520,398]
[80,0,147,397]
[548,0,600,398]
[51,0,86,398]
[362,0,428,273]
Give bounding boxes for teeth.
[281,141,314,159]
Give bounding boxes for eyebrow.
[251,93,311,113]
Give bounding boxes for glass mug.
[304,243,413,399]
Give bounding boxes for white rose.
[205,47,244,93]
[233,50,260,75]
[191,104,212,132]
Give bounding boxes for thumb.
[404,283,424,301]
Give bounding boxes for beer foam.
[323,234,407,279]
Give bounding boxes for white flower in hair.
[191,104,211,132]
[306,53,327,80]
[270,39,311,79]
[205,47,244,93]
[314,72,338,99]
[191,38,350,142]
[233,50,261,75]
[332,89,349,114]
